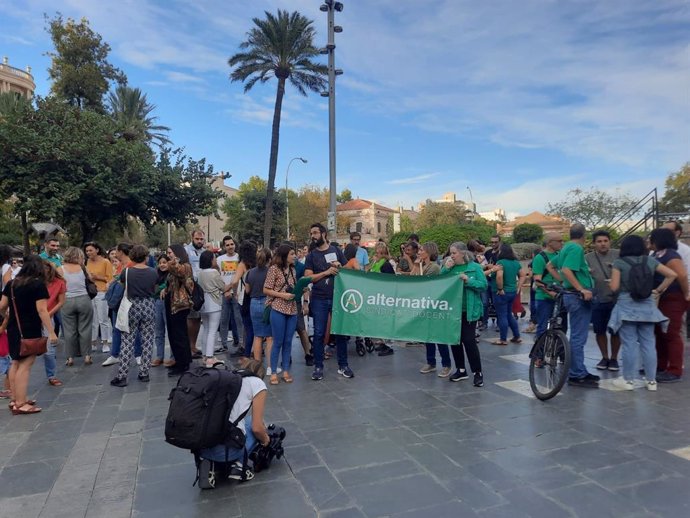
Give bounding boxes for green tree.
[546,187,635,230]
[0,92,31,119]
[289,185,329,242]
[417,202,470,228]
[659,163,690,213]
[222,176,286,244]
[512,223,544,244]
[45,14,127,111]
[108,85,171,147]
[228,10,327,248]
[337,188,353,203]
[0,200,22,245]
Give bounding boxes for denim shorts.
[0,355,10,376]
[591,301,616,335]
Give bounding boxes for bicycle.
[528,283,572,400]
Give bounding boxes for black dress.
[2,279,49,360]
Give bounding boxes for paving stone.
[443,473,506,510]
[282,444,325,471]
[335,459,422,488]
[616,476,690,515]
[392,499,477,517]
[405,443,462,481]
[235,478,317,517]
[584,459,670,489]
[320,439,406,471]
[0,491,49,518]
[549,482,646,516]
[544,441,640,472]
[321,508,367,518]
[0,459,63,498]
[7,436,76,465]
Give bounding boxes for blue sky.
[1,0,687,219]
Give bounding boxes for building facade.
[0,57,35,98]
[497,211,569,238]
[202,176,238,246]
[336,199,396,245]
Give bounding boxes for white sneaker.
[266,367,272,376]
[102,345,111,353]
[102,356,119,367]
[277,367,283,374]
[135,356,142,366]
[646,381,657,392]
[612,378,634,391]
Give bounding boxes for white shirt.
[677,241,690,283]
[229,376,267,430]
[216,253,240,286]
[184,243,204,279]
[1,264,18,291]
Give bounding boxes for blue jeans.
[241,308,254,356]
[154,298,168,360]
[529,286,537,324]
[535,299,555,339]
[200,413,257,463]
[425,343,450,368]
[311,298,348,369]
[495,291,520,342]
[619,322,656,382]
[270,309,297,373]
[563,293,592,379]
[220,296,241,347]
[43,343,57,379]
[111,311,142,358]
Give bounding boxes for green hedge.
[389,223,496,257]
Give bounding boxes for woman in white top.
[198,251,231,367]
[62,247,95,366]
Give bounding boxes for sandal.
[270,374,279,385]
[84,356,93,365]
[324,350,333,360]
[0,389,12,399]
[48,378,63,387]
[282,373,293,383]
[66,358,74,367]
[510,337,522,344]
[9,399,37,410]
[12,402,42,415]
[151,359,163,367]
[491,340,508,346]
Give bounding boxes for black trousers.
[451,315,482,374]
[165,299,190,370]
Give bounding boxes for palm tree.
[229,10,327,247]
[0,92,30,120]
[108,86,171,147]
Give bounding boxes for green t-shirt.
[553,241,593,290]
[532,250,559,300]
[491,259,521,292]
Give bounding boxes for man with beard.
[304,223,353,380]
[184,229,206,358]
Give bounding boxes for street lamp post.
[286,157,307,240]
[466,186,475,221]
[320,1,344,238]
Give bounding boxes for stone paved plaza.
[1,324,689,518]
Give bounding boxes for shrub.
[511,242,542,260]
[419,223,496,256]
[513,223,544,244]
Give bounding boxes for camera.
[250,424,286,472]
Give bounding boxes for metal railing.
[610,188,658,243]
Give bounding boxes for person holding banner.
[442,243,487,386]
[304,223,354,381]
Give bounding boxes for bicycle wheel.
[529,330,570,400]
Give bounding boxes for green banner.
[331,269,463,345]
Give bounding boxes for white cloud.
[387,173,440,185]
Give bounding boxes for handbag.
[105,279,124,309]
[82,265,98,299]
[10,284,47,357]
[115,269,132,333]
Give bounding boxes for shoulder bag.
[115,269,132,333]
[81,265,98,299]
[11,283,48,356]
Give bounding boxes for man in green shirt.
[39,238,63,268]
[552,223,599,388]
[532,232,564,339]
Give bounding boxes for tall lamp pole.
[466,186,475,220]
[320,1,344,237]
[285,157,307,240]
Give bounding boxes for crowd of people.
[0,218,688,414]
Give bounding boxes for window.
[377,222,381,233]
[356,222,362,233]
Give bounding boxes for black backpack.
[623,257,654,301]
[187,280,205,312]
[165,366,245,452]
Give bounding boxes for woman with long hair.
[84,242,113,353]
[43,261,66,386]
[609,235,676,391]
[246,248,273,366]
[488,243,525,346]
[233,240,258,357]
[62,247,95,366]
[442,243,488,386]
[198,250,229,367]
[368,242,396,274]
[649,228,690,383]
[151,253,172,367]
[0,255,58,414]
[162,244,194,376]
[264,244,298,385]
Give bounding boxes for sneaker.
[135,356,142,366]
[213,346,225,354]
[101,344,111,354]
[311,368,323,381]
[102,356,120,367]
[524,322,537,334]
[378,345,394,357]
[584,373,601,382]
[197,458,216,489]
[612,378,634,391]
[438,366,452,378]
[137,374,150,383]
[473,372,484,387]
[568,376,599,388]
[419,364,436,374]
[110,377,127,388]
[338,366,355,378]
[228,461,255,481]
[646,381,658,392]
[449,369,468,382]
[305,354,314,367]
[596,358,609,370]
[277,367,283,374]
[266,367,272,376]
[656,372,681,383]
[205,357,225,368]
[607,359,620,372]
